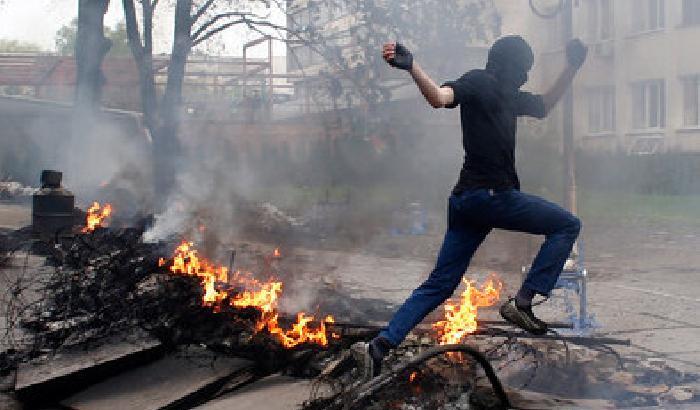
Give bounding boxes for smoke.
[142,128,258,254]
[0,98,151,214]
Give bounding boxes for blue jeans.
[379,188,581,346]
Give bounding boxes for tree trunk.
[75,0,111,110]
[123,0,158,132]
[152,0,193,200]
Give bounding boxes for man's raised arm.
[382,42,454,109]
[542,39,588,115]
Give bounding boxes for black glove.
[389,42,413,71]
[566,39,588,69]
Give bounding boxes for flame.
[162,241,334,348]
[167,241,229,304]
[82,202,113,233]
[273,248,281,258]
[267,313,334,348]
[409,371,418,383]
[433,275,502,345]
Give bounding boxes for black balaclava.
[485,35,534,93]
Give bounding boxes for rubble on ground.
[0,226,698,409]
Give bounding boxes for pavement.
[0,202,29,229]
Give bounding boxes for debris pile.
[301,330,698,410]
[0,228,337,378]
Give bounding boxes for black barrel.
[32,171,76,236]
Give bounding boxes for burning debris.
[158,240,336,349]
[81,202,113,233]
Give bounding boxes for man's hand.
[565,39,588,70]
[382,42,413,71]
[543,39,587,114]
[382,41,454,108]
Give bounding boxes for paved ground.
[266,220,700,377]
[0,202,29,229]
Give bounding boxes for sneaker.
[350,337,392,382]
[499,298,548,335]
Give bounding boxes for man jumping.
[355,35,587,378]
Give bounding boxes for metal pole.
[243,46,248,99]
[268,37,274,117]
[562,0,577,214]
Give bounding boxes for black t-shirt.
[442,69,546,194]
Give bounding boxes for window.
[631,80,666,129]
[682,75,700,127]
[631,0,665,32]
[683,0,700,25]
[588,0,614,41]
[588,87,615,133]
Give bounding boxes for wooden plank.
[61,347,253,410]
[195,374,319,410]
[15,334,163,404]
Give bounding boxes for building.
[0,51,285,119]
[534,0,700,154]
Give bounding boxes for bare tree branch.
[122,0,144,62]
[191,0,216,23]
[191,11,256,41]
[193,14,306,47]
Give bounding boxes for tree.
[75,0,112,110]
[56,17,130,56]
[55,18,78,55]
[122,0,291,199]
[118,0,500,200]
[283,0,501,112]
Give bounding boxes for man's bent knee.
[567,215,582,236]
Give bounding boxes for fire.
[163,241,229,305]
[161,241,334,348]
[267,313,335,348]
[273,248,281,258]
[409,371,418,383]
[231,279,283,323]
[82,202,113,233]
[433,275,502,345]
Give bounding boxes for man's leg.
[378,223,491,346]
[491,190,581,332]
[354,196,491,378]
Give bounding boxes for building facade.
[535,0,700,153]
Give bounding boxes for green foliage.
[55,18,130,56]
[55,18,77,55]
[0,39,43,53]
[107,22,131,55]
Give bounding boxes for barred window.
[588,87,615,133]
[631,0,665,32]
[683,0,700,25]
[682,76,700,127]
[631,80,666,129]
